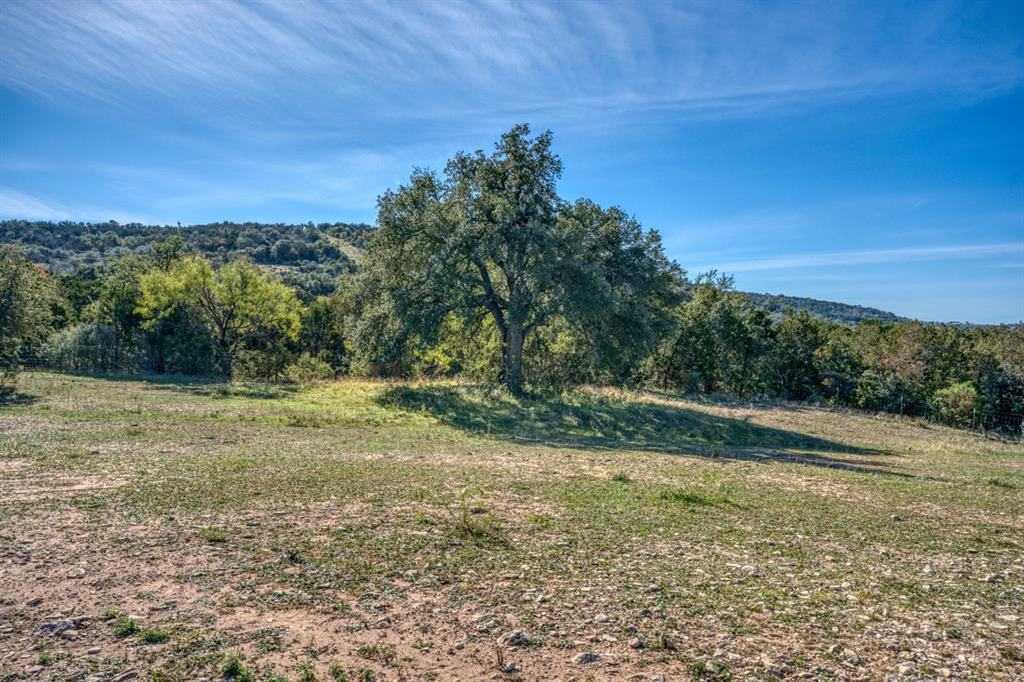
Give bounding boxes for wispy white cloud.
[1,0,1020,132]
[0,187,151,223]
[691,242,1023,273]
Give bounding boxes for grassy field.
[1,373,1021,682]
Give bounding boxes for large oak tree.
[357,124,681,393]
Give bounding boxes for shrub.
[285,353,335,383]
[45,322,141,373]
[932,381,980,427]
[855,369,905,412]
[232,347,289,382]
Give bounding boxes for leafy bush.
[45,322,141,373]
[232,346,292,382]
[1,244,57,373]
[285,353,335,383]
[932,381,980,427]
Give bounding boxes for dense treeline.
[2,126,1021,435]
[5,219,917,326]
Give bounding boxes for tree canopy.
[137,257,302,373]
[0,244,57,375]
[357,124,681,393]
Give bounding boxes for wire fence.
[805,398,1023,442]
[4,346,1022,441]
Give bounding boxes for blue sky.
[1,0,1021,323]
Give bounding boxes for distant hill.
[0,219,373,297]
[0,220,916,324]
[741,292,906,325]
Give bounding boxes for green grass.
[2,372,1021,680]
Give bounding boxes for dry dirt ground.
[1,374,1022,682]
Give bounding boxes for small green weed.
[356,643,397,666]
[329,661,349,681]
[221,653,254,682]
[113,616,140,638]
[139,627,169,644]
[199,527,229,543]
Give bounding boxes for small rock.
[111,672,139,682]
[629,636,645,649]
[890,514,902,522]
[372,616,391,628]
[498,630,531,647]
[26,666,44,674]
[68,567,86,579]
[573,651,601,665]
[898,662,915,675]
[26,597,42,607]
[659,633,676,650]
[87,647,101,655]
[594,614,610,624]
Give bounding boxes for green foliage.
[1,134,1020,435]
[416,312,502,381]
[446,487,503,544]
[931,381,980,427]
[220,653,254,682]
[138,256,302,375]
[45,322,141,373]
[285,353,336,383]
[649,274,768,395]
[297,661,320,681]
[1,219,370,297]
[0,244,57,375]
[139,627,170,644]
[765,309,826,400]
[647,277,1022,434]
[298,289,352,370]
[356,124,680,393]
[329,661,349,681]
[113,616,140,637]
[743,291,905,325]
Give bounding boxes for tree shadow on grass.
[0,385,39,407]
[59,372,297,400]
[379,384,910,477]
[151,381,299,401]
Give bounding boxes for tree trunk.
[504,322,525,395]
